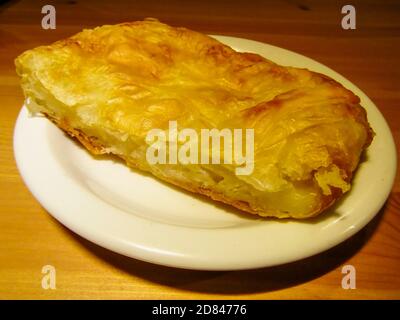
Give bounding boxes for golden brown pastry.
[15,19,373,218]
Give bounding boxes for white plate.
[14,36,397,271]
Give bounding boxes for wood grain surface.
[0,0,399,299]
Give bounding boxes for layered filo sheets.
[15,19,373,218]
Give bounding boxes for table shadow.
[51,202,386,295]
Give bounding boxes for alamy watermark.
[41,264,56,290]
[145,121,255,175]
[41,5,56,29]
[341,264,356,289]
[341,5,356,30]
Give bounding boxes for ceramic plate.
[13,36,397,270]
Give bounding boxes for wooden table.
[0,0,399,299]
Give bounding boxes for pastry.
[15,19,374,218]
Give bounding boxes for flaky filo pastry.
[15,19,373,218]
